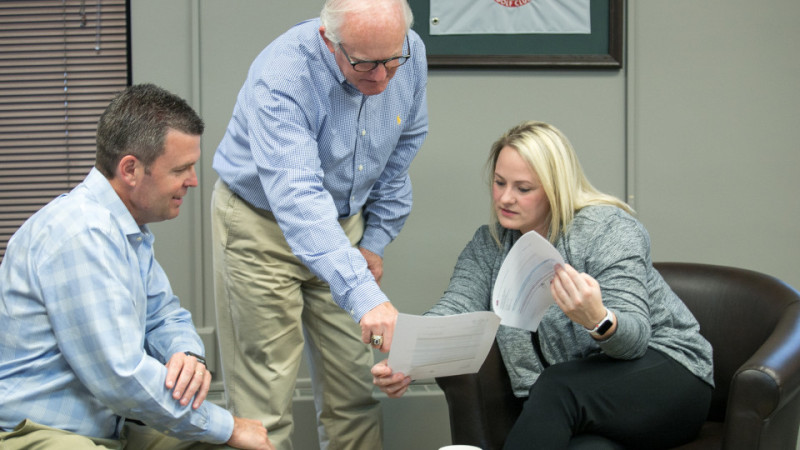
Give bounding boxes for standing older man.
[210,0,428,448]
[0,84,273,450]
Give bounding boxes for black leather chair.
[435,262,800,449]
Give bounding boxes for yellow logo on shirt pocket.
[396,115,401,125]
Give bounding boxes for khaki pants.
[0,419,230,449]
[211,180,381,450]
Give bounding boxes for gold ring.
[371,335,383,347]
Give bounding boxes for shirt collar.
[318,33,348,87]
[315,20,364,93]
[83,167,152,241]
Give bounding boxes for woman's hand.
[371,359,411,398]
[550,263,608,330]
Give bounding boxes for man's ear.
[117,154,140,187]
[319,26,336,53]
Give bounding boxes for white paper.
[429,0,591,36]
[387,311,500,380]
[492,230,564,331]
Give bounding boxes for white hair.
[320,0,413,44]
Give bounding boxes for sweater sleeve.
[426,226,499,317]
[565,209,653,359]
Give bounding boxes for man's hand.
[371,359,411,398]
[359,247,384,285]
[227,417,275,450]
[360,301,398,352]
[164,352,211,409]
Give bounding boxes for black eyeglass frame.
[337,35,411,73]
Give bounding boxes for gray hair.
[320,0,413,44]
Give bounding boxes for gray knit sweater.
[425,205,714,397]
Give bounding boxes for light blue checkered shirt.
[0,168,233,443]
[213,18,429,321]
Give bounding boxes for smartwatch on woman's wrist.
[585,308,614,338]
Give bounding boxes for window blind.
[0,0,129,261]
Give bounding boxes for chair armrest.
[435,372,491,448]
[724,302,800,450]
[435,341,525,450]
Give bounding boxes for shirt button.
[358,165,364,171]
[361,129,366,136]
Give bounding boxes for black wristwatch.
[184,351,207,366]
[586,308,614,338]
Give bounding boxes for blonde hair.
[487,121,633,245]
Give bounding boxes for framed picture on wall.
[408,0,623,69]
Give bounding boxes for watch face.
[596,319,613,336]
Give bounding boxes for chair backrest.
[654,262,800,422]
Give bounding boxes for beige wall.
[131,1,800,448]
[629,1,800,288]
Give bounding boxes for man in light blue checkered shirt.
[210,0,428,448]
[0,84,273,450]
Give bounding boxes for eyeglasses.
[338,35,411,73]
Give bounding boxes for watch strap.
[184,351,206,366]
[586,308,614,338]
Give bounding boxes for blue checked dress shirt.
[0,168,233,443]
[213,18,429,322]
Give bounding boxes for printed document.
[492,230,564,331]
[387,311,500,380]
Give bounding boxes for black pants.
[503,349,712,450]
